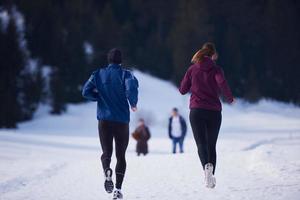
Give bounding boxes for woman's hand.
[230,98,236,104]
[131,107,138,112]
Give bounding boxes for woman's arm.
[132,129,140,140]
[179,67,192,95]
[215,68,234,103]
[146,127,151,140]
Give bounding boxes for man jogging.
[82,48,139,200]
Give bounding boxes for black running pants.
[98,120,129,189]
[189,108,221,174]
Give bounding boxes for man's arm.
[82,71,99,101]
[168,117,173,139]
[124,71,139,108]
[181,116,187,138]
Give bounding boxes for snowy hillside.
[0,71,300,200]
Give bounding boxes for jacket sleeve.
[215,68,234,103]
[179,67,192,95]
[82,71,99,101]
[180,116,187,138]
[168,117,173,139]
[124,71,139,107]
[146,127,151,140]
[132,129,139,140]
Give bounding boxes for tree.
[169,0,214,83]
[0,5,44,127]
[0,17,25,127]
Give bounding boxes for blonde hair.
[191,42,216,63]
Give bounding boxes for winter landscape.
[1,1,300,200]
[1,71,300,200]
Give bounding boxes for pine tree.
[169,0,214,83]
[0,5,44,127]
[263,0,300,104]
[0,17,25,128]
[50,67,66,114]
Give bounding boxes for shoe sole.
[104,169,114,193]
[113,191,123,200]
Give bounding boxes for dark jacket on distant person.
[168,115,187,139]
[179,56,233,111]
[132,125,151,155]
[82,64,138,123]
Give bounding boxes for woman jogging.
[179,42,234,188]
[82,48,139,199]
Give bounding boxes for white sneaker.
[113,189,123,200]
[204,163,216,188]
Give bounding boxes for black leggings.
[189,109,221,174]
[98,120,129,189]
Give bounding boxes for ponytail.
[191,42,216,64]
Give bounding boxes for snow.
[0,8,9,32]
[83,41,94,63]
[8,6,28,54]
[83,41,94,56]
[1,71,300,200]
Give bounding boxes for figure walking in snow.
[132,118,151,156]
[168,108,187,153]
[179,42,234,188]
[82,48,139,199]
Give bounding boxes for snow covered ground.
[1,71,300,200]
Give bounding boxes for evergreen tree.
[1,0,299,128]
[49,67,66,114]
[0,17,25,128]
[169,0,214,83]
[262,0,300,104]
[0,5,44,127]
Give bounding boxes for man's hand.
[131,107,137,112]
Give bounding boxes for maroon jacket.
[179,56,233,111]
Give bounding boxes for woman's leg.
[189,109,208,169]
[206,112,222,174]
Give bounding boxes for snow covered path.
[0,131,300,200]
[1,71,300,200]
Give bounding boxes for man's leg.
[179,138,184,153]
[98,121,113,172]
[113,122,129,190]
[172,138,177,153]
[99,121,114,193]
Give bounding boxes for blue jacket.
[82,64,139,123]
[168,115,187,139]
